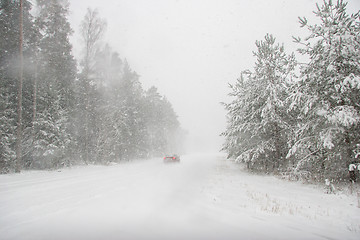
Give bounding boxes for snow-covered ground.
[1,153,359,240]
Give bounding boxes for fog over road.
[1,154,359,240]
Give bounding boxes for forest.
[1,0,359,184]
[0,0,184,173]
[222,0,360,183]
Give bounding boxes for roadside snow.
[0,153,359,240]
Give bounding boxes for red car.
[163,154,180,163]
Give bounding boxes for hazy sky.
[67,0,360,153]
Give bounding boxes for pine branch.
[294,149,320,172]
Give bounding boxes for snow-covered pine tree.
[288,0,360,180]
[143,87,180,157]
[0,0,21,172]
[0,0,39,172]
[30,96,71,168]
[90,49,148,162]
[143,87,168,157]
[0,91,16,173]
[159,96,181,154]
[36,0,76,110]
[31,0,76,168]
[93,50,126,162]
[116,60,148,160]
[222,34,297,172]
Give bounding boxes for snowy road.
[1,153,359,240]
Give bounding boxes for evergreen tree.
[36,0,76,109]
[0,0,38,172]
[0,0,19,172]
[0,91,16,172]
[289,0,360,179]
[31,96,71,168]
[222,34,296,172]
[90,47,121,162]
[143,87,180,156]
[144,87,168,156]
[116,60,147,160]
[31,0,76,168]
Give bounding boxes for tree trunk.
[15,0,24,173]
[32,60,37,129]
[30,57,38,168]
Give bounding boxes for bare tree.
[79,8,106,163]
[81,8,107,75]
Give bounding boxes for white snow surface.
[1,153,359,240]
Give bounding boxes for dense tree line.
[222,0,360,182]
[0,0,183,173]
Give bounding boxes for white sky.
[67,0,360,153]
